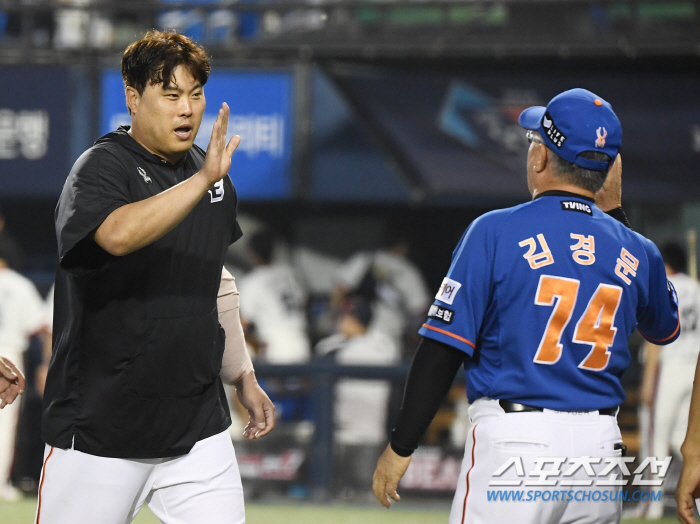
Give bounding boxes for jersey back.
[419,194,679,411]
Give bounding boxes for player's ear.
[533,143,548,174]
[125,86,140,116]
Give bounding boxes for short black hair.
[122,30,210,96]
[249,230,275,264]
[661,242,687,274]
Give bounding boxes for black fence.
[252,361,413,498]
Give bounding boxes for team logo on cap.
[542,112,567,149]
[595,127,607,148]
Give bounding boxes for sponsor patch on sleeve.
[560,201,592,215]
[428,304,455,324]
[435,277,462,305]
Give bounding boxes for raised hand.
[200,103,241,186]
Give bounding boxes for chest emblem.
[137,166,152,184]
[209,180,224,203]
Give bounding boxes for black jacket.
[43,127,242,458]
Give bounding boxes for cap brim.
[518,106,546,130]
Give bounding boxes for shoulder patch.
[560,201,592,215]
[428,304,454,324]
[435,277,462,305]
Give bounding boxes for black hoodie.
[43,127,242,458]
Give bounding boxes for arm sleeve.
[218,267,254,385]
[418,217,494,356]
[637,238,681,344]
[56,148,132,275]
[390,337,466,457]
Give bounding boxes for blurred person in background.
[333,225,430,356]
[38,30,273,524]
[237,229,311,425]
[0,244,46,501]
[0,205,24,271]
[641,243,700,520]
[316,296,400,488]
[238,229,310,365]
[54,0,113,49]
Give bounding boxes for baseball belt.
[498,399,619,417]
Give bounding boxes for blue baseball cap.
[518,88,622,171]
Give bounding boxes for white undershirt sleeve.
[218,267,254,385]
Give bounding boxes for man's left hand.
[372,444,412,508]
[235,371,275,439]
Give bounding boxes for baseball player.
[0,246,46,501]
[639,243,700,519]
[316,296,400,447]
[334,231,431,347]
[237,229,310,364]
[373,88,680,524]
[37,31,274,524]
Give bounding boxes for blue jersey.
[419,193,680,411]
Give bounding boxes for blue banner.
[0,67,72,197]
[101,69,294,199]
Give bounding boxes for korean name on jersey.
[420,195,679,412]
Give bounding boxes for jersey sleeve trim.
[638,312,680,344]
[421,323,476,349]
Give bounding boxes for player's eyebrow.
[162,82,203,93]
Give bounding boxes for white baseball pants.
[35,430,245,524]
[0,388,20,485]
[646,357,696,517]
[449,398,623,524]
[653,357,694,459]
